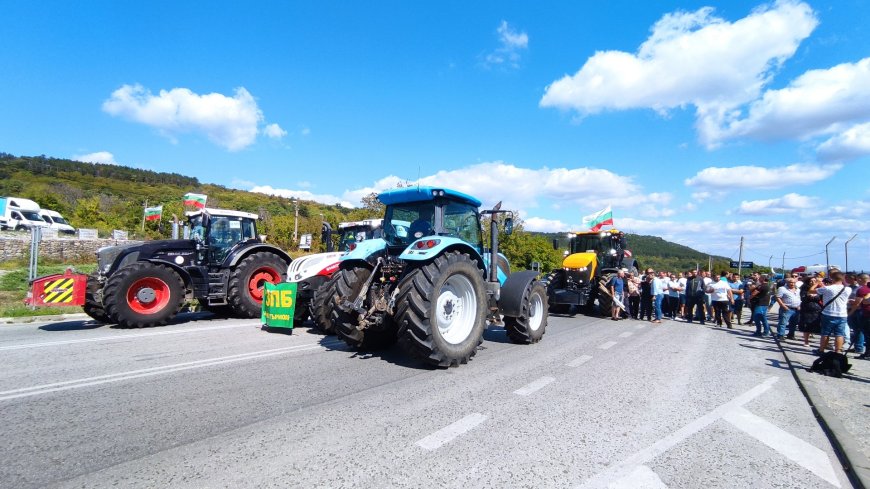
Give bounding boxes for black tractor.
[84,208,292,328]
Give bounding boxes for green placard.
[261,282,298,329]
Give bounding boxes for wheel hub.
[435,275,477,345]
[136,287,157,305]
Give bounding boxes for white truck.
[39,209,76,235]
[0,197,49,231]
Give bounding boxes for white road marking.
[0,321,260,351]
[0,340,344,402]
[415,413,488,451]
[607,465,668,489]
[724,407,840,487]
[599,341,618,350]
[567,355,593,367]
[514,376,556,396]
[576,377,779,488]
[618,332,633,338]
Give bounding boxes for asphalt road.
[0,312,853,488]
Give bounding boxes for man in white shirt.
[775,278,801,340]
[813,270,852,354]
[707,271,734,328]
[677,272,688,319]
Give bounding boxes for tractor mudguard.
[144,259,193,287]
[498,271,541,317]
[340,238,387,262]
[225,243,292,268]
[399,237,482,264]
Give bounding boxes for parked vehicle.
[326,186,547,367]
[0,197,49,231]
[84,207,291,328]
[39,209,76,235]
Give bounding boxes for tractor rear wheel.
[505,281,548,344]
[83,274,112,323]
[103,263,185,328]
[596,272,615,316]
[311,273,339,334]
[228,252,286,318]
[395,251,487,367]
[331,268,397,349]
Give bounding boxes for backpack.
[809,352,852,378]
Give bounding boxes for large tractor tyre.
[394,251,487,367]
[103,263,185,328]
[596,273,615,316]
[293,304,310,325]
[541,269,570,314]
[228,252,286,318]
[311,274,340,334]
[83,274,112,323]
[505,281,548,344]
[331,268,397,349]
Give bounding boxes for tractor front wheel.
[228,252,286,318]
[103,263,185,328]
[83,274,112,323]
[505,281,548,344]
[312,273,339,334]
[395,251,487,367]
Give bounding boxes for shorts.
[820,314,848,338]
[679,294,686,305]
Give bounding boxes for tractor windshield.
[384,202,434,246]
[570,234,606,255]
[189,215,206,242]
[441,202,481,246]
[339,226,376,250]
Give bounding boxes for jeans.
[849,312,864,352]
[753,305,770,335]
[713,301,732,328]
[777,307,799,337]
[654,294,664,320]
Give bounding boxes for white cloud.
[736,192,818,215]
[340,175,410,206]
[709,57,870,147]
[264,123,287,139]
[524,217,570,233]
[103,84,280,151]
[251,185,354,208]
[484,21,529,68]
[817,121,870,162]
[73,151,117,165]
[685,163,840,190]
[539,1,817,148]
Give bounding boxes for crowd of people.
[607,267,869,359]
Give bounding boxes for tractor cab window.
[189,215,206,242]
[208,216,256,263]
[571,235,604,255]
[384,202,435,246]
[441,202,481,246]
[340,226,371,250]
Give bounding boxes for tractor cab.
[185,208,260,264]
[380,187,483,254]
[337,219,384,251]
[565,229,627,273]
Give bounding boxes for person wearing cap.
[813,270,852,354]
[611,231,627,269]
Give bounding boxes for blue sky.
[2,0,869,270]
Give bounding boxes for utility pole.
[845,234,858,272]
[768,255,773,274]
[737,236,744,277]
[781,252,786,274]
[293,198,299,244]
[825,236,836,273]
[708,256,712,273]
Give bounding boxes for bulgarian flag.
[144,205,163,221]
[582,205,613,232]
[183,192,207,208]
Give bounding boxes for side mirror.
[504,218,513,235]
[552,239,558,250]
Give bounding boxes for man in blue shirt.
[608,269,626,321]
[652,271,667,323]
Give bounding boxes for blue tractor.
[325,187,547,367]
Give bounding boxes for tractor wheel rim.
[248,267,279,302]
[126,277,171,314]
[528,292,544,332]
[436,274,477,345]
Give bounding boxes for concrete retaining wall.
[0,232,142,263]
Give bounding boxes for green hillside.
[1,152,741,273]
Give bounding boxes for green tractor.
[325,187,548,367]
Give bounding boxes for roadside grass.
[0,262,96,318]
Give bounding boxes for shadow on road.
[38,320,104,332]
[37,311,222,333]
[315,336,435,371]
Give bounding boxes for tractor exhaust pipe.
[488,201,502,284]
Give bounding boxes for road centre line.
[618,331,633,338]
[598,341,618,350]
[513,376,556,396]
[567,355,593,367]
[723,407,840,487]
[415,413,488,451]
[0,321,260,351]
[575,376,779,488]
[0,340,344,402]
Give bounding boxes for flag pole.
[142,199,147,232]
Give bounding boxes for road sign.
[730,261,754,268]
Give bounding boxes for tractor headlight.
[609,248,616,255]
